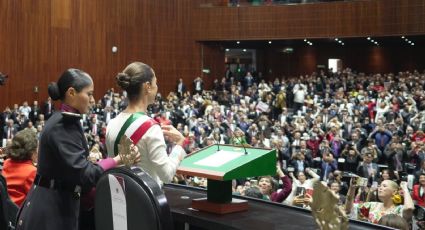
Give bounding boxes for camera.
[0,72,8,86]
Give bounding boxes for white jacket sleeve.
[141,125,186,183]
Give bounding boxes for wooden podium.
[177,144,275,214]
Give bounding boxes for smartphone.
[296,187,306,197]
[356,177,368,187]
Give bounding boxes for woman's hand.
[304,193,313,205]
[162,125,185,146]
[130,144,142,164]
[400,181,409,191]
[292,195,305,205]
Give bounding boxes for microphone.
[213,131,221,152]
[221,122,248,155]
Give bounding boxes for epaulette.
[61,111,82,122]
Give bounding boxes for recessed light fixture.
[335,38,339,41]
[225,49,230,52]
[367,38,379,46]
[268,41,272,44]
[236,41,240,44]
[304,39,313,46]
[402,37,414,46]
[243,49,247,52]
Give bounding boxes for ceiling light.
[401,36,405,39]
[236,41,240,44]
[367,37,371,40]
[225,49,230,52]
[268,41,272,44]
[243,49,247,52]
[335,38,339,41]
[309,43,313,46]
[411,43,415,46]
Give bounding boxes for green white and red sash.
[113,112,158,156]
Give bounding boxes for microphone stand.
[214,132,221,152]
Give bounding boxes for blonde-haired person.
[345,179,414,224]
[1,129,38,206]
[106,62,186,185]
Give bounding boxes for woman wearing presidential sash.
[16,69,140,230]
[106,62,186,185]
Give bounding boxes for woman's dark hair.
[6,129,38,161]
[48,68,92,101]
[244,186,263,199]
[378,214,408,230]
[116,62,155,101]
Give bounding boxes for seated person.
[1,129,38,206]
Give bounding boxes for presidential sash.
[113,112,158,156]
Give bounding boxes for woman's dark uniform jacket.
[16,112,104,230]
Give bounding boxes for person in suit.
[321,152,338,181]
[357,152,379,182]
[102,106,116,124]
[86,115,101,137]
[193,76,204,95]
[176,78,186,98]
[28,100,41,124]
[16,68,140,230]
[43,97,54,120]
[3,120,18,140]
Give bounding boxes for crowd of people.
[2,66,425,229]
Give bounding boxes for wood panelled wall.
[192,0,425,40]
[0,0,201,109]
[1,0,425,108]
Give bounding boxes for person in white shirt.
[106,62,186,185]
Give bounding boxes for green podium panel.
[177,144,276,214]
[177,144,276,181]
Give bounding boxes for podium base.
[192,198,248,214]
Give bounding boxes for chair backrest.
[95,167,173,230]
[0,174,19,230]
